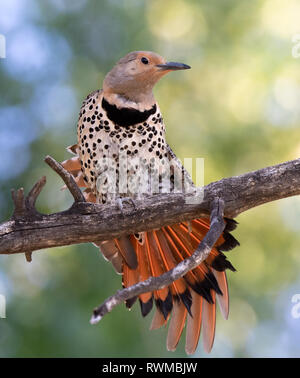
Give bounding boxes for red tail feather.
[61,151,239,354]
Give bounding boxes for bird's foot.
[116,197,137,212]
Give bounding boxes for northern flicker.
[61,51,239,354]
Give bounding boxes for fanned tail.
[119,220,238,354]
[61,146,239,354]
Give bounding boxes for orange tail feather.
[61,148,240,354]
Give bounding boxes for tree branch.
[44,155,85,203]
[90,198,225,323]
[1,158,299,256]
[1,156,299,323]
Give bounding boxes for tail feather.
[61,147,239,354]
[202,291,216,354]
[96,240,123,274]
[135,239,153,305]
[164,225,222,300]
[167,300,187,351]
[185,290,202,355]
[213,269,229,319]
[154,230,188,297]
[150,308,169,330]
[123,262,139,308]
[139,296,153,317]
[115,236,138,270]
[145,232,170,303]
[161,227,199,288]
[165,225,207,278]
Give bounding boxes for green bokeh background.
[0,0,300,357]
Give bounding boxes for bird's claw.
[116,197,137,213]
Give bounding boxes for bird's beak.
[156,62,191,71]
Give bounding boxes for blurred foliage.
[0,0,300,357]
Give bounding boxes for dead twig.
[44,155,85,203]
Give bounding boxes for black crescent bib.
[102,97,157,127]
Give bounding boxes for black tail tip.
[218,232,240,252]
[139,297,153,317]
[224,218,239,232]
[125,296,137,309]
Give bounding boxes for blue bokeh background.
[0,0,300,357]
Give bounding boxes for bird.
[61,51,239,354]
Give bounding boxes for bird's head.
[103,51,190,109]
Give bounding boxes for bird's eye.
[141,57,149,65]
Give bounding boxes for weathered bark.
[1,156,299,322]
[0,157,299,256]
